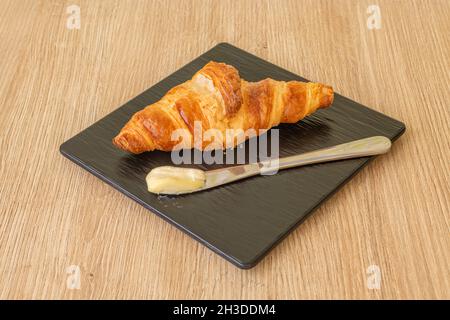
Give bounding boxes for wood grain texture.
[0,0,448,299]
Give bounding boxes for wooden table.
[1,0,448,299]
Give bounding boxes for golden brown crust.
[198,62,242,116]
[244,79,275,129]
[175,93,208,134]
[281,82,308,123]
[112,61,334,153]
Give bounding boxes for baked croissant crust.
[113,61,334,153]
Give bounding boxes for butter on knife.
[146,166,206,195]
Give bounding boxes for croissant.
[113,61,334,153]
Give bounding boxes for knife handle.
[260,136,392,174]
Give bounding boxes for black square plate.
[60,43,405,269]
